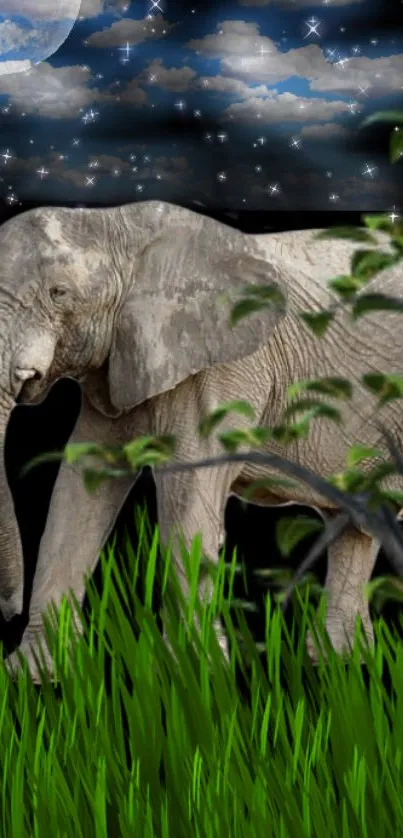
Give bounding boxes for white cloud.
[187,20,403,98]
[300,122,349,139]
[135,59,273,97]
[0,61,108,117]
[187,23,332,86]
[137,58,197,92]
[79,0,130,18]
[310,54,403,97]
[194,73,273,98]
[221,92,352,123]
[85,14,172,47]
[188,20,262,59]
[109,77,147,105]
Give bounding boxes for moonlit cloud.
[85,14,172,47]
[0,62,104,117]
[187,20,402,99]
[221,92,352,123]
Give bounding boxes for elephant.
[0,198,401,681]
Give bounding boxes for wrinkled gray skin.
[0,199,401,680]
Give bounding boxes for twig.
[280,512,350,613]
[156,451,403,575]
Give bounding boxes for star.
[149,0,163,12]
[389,207,400,223]
[0,149,13,165]
[289,136,301,149]
[304,17,321,38]
[119,42,132,62]
[362,162,377,178]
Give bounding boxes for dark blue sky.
[0,0,401,211]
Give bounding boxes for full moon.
[0,0,82,76]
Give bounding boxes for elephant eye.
[49,286,68,302]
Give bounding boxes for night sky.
[0,0,401,214]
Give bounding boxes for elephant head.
[0,199,288,622]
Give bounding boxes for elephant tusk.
[14,368,37,382]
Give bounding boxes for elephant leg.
[155,461,242,661]
[307,523,379,662]
[6,392,135,682]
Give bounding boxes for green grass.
[1,508,403,837]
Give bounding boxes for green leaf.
[352,293,403,320]
[346,444,382,468]
[271,416,312,443]
[287,377,353,400]
[229,284,285,327]
[64,442,106,465]
[314,227,378,244]
[361,110,403,128]
[363,214,403,253]
[365,576,403,612]
[283,400,341,423]
[390,128,403,164]
[351,249,399,281]
[218,430,249,453]
[329,468,367,494]
[218,426,271,452]
[20,450,65,478]
[363,213,396,232]
[83,469,110,493]
[391,236,403,254]
[276,516,324,558]
[328,274,366,299]
[83,467,128,493]
[123,434,176,467]
[300,310,334,336]
[363,461,397,489]
[378,489,403,508]
[238,284,286,304]
[198,400,255,438]
[329,464,395,495]
[362,372,403,406]
[229,298,269,326]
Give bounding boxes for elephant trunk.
[0,395,23,620]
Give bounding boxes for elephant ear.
[108,224,288,412]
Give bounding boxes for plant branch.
[280,512,350,613]
[156,450,403,575]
